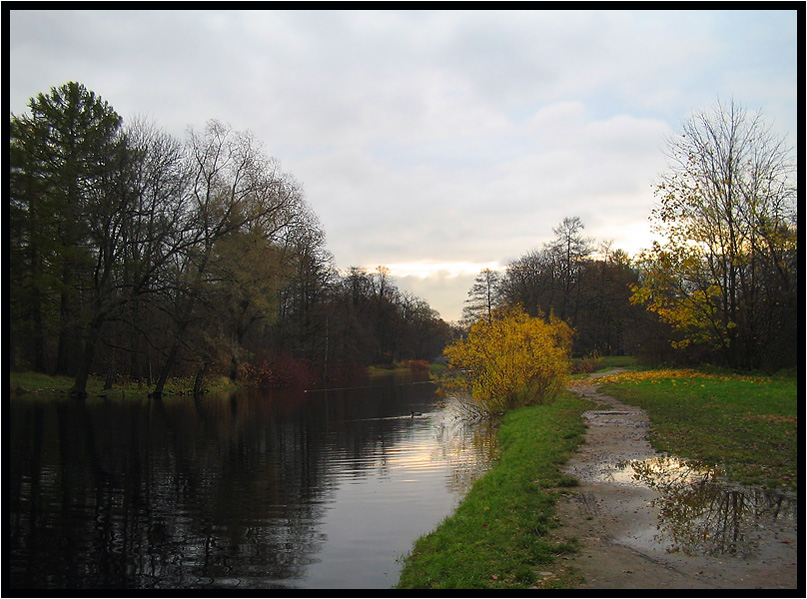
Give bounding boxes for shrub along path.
[552,371,797,590]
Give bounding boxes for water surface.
[8,375,497,589]
[616,455,797,558]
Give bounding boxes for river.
[8,373,498,590]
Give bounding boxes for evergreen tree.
[10,82,124,381]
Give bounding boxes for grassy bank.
[597,369,798,493]
[396,390,592,589]
[397,365,797,589]
[9,370,237,397]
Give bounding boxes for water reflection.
[429,400,499,498]
[8,376,497,589]
[616,456,797,558]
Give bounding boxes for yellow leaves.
[631,241,733,350]
[597,368,769,387]
[442,306,571,414]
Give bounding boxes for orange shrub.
[442,306,572,414]
[409,359,431,373]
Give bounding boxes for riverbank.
[9,370,238,397]
[396,368,798,590]
[396,389,593,589]
[10,362,442,399]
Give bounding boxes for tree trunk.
[229,355,239,382]
[30,287,47,372]
[55,290,77,375]
[28,239,48,371]
[193,362,208,396]
[69,316,104,398]
[152,342,179,398]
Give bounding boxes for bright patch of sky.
[9,9,798,320]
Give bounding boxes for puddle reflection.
[617,456,797,558]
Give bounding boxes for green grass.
[595,355,638,371]
[570,354,637,378]
[9,370,236,397]
[597,369,798,492]
[396,390,592,589]
[9,371,81,394]
[397,365,797,589]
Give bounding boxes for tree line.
[461,100,797,372]
[462,216,650,360]
[9,87,798,397]
[9,82,451,396]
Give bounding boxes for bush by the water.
[408,359,431,374]
[443,306,572,414]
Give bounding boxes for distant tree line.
[461,100,798,372]
[9,82,451,396]
[463,217,650,359]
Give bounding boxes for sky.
[8,9,799,321]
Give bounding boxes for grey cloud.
[9,9,797,321]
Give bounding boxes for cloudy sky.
[8,9,798,321]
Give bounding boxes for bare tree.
[462,268,502,324]
[634,98,797,369]
[546,216,594,322]
[151,120,309,396]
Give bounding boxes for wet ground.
[552,371,798,590]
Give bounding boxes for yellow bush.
[443,306,572,414]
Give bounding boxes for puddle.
[611,455,797,559]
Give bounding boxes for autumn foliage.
[408,359,431,374]
[442,307,572,414]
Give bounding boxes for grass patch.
[596,355,638,371]
[9,371,81,394]
[597,369,798,492]
[429,362,447,376]
[570,354,637,377]
[396,390,592,589]
[9,371,236,398]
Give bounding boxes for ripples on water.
[8,376,498,590]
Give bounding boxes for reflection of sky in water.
[609,455,718,486]
[300,395,499,589]
[610,455,797,558]
[8,379,500,590]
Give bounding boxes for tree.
[461,268,502,324]
[632,99,797,370]
[9,83,453,391]
[151,120,309,396]
[443,306,572,414]
[110,117,193,384]
[9,82,130,390]
[546,216,594,322]
[273,210,335,363]
[574,243,641,356]
[498,249,551,317]
[10,114,53,371]
[395,291,450,360]
[496,218,638,357]
[498,217,593,325]
[206,231,286,380]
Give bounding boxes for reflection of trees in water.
[9,379,491,589]
[627,456,796,558]
[429,396,500,498]
[9,393,332,589]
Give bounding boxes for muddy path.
[552,370,798,590]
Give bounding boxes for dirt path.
[552,370,798,590]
